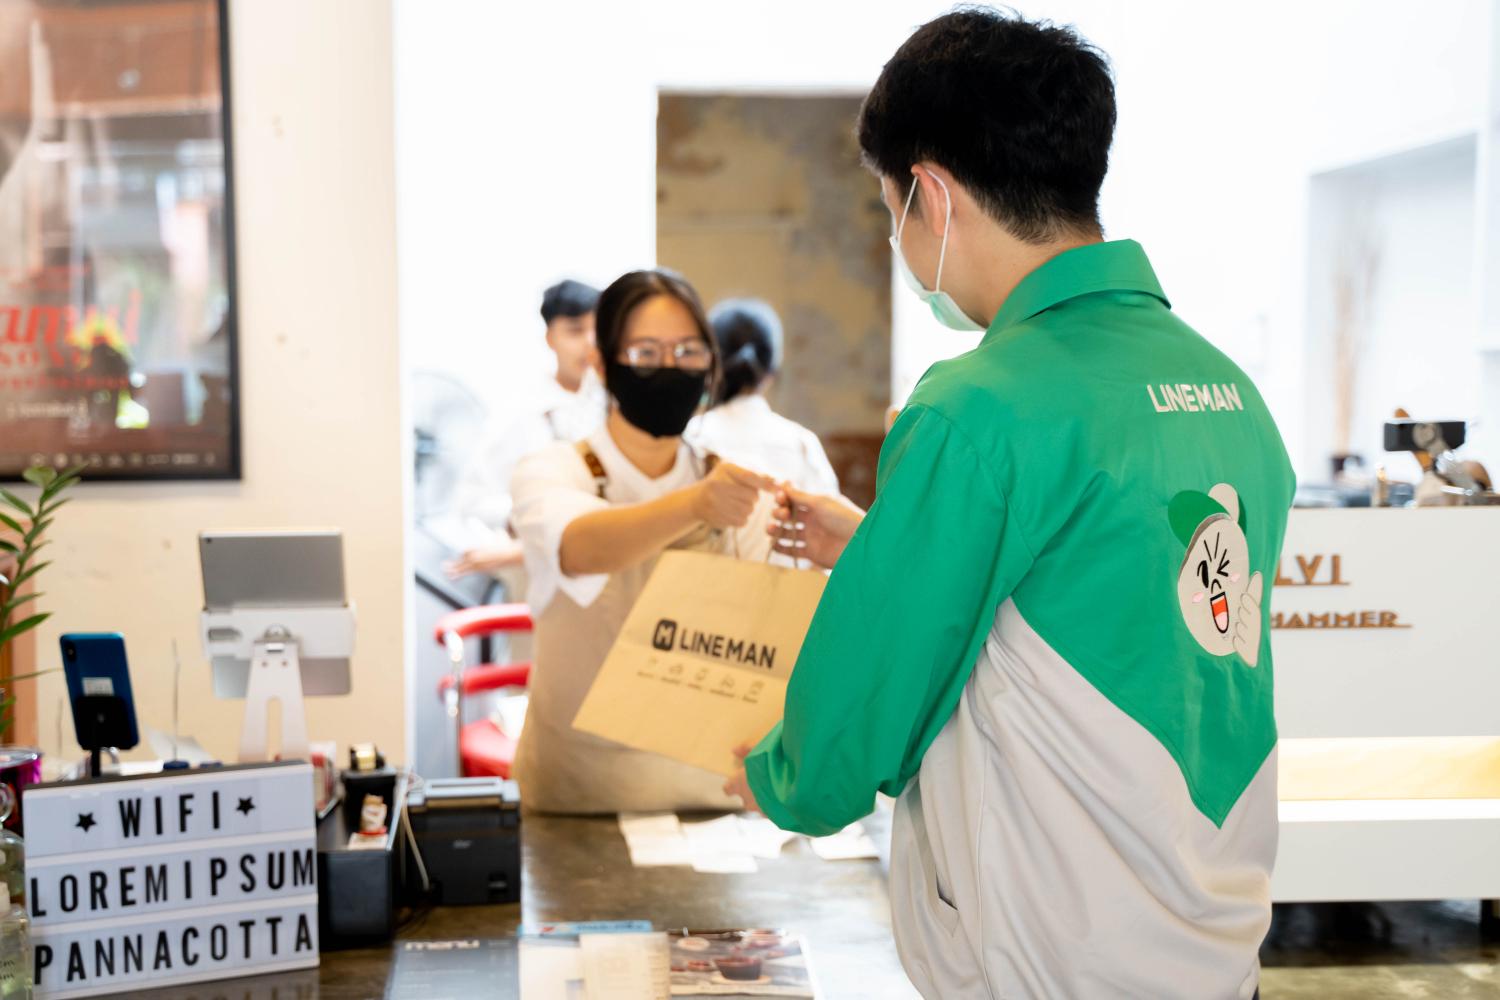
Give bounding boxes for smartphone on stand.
[60,633,140,776]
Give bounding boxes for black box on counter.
[404,777,521,906]
[317,772,406,948]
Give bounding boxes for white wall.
[1476,2,1500,472]
[395,0,1494,483]
[394,3,657,421]
[30,0,407,770]
[1305,138,1480,482]
[393,1,930,424]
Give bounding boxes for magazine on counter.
[668,928,821,998]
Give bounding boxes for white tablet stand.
[200,605,356,762]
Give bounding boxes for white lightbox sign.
[22,762,318,998]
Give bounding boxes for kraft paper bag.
[572,550,827,777]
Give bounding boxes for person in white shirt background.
[508,268,777,813]
[448,279,607,580]
[692,298,840,496]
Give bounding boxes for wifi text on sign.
[22,762,318,998]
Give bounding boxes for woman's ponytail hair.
[708,298,783,406]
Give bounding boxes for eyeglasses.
[618,338,714,372]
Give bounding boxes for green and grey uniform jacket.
[745,240,1296,1000]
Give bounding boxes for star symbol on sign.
[75,812,96,832]
[236,797,256,816]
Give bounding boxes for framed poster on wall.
[0,0,239,481]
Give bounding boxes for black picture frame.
[218,0,243,484]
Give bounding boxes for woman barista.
[509,269,777,813]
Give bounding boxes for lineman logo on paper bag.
[652,619,678,651]
[1169,483,1264,667]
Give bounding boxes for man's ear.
[913,162,955,238]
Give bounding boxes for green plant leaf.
[40,489,75,512]
[42,467,84,498]
[0,612,50,647]
[0,490,31,519]
[22,466,55,488]
[23,517,52,543]
[44,471,81,496]
[15,541,47,567]
[0,668,57,684]
[1,591,41,613]
[0,539,16,554]
[10,560,50,590]
[2,589,41,609]
[37,497,72,517]
[0,512,23,536]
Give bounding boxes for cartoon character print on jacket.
[1170,483,1264,667]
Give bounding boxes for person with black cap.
[692,298,840,496]
[450,278,606,577]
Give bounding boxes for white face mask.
[889,171,984,333]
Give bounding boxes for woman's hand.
[768,487,865,570]
[692,462,775,529]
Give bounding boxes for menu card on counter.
[386,939,518,1000]
[519,922,667,1000]
[668,928,821,998]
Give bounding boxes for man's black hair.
[858,6,1115,243]
[540,278,601,324]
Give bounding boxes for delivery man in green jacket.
[723,10,1294,999]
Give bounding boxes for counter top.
[133,811,918,1000]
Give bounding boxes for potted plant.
[0,465,81,828]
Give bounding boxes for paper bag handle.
[766,492,807,571]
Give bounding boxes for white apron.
[513,450,745,814]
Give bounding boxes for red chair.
[434,603,533,778]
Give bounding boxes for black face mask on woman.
[606,363,708,439]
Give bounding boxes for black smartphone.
[60,632,140,751]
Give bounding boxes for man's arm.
[741,405,1037,836]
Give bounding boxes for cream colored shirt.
[691,394,840,496]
